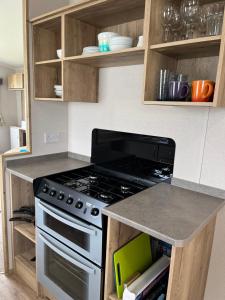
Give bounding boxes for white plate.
[109,44,132,51]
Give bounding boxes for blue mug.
[169,81,189,101]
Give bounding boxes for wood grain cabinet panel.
[31,0,225,105]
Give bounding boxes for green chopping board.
[114,233,152,299]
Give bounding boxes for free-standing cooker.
[34,129,175,300]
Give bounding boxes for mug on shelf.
[192,80,215,102]
[169,80,189,101]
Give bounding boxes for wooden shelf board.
[64,48,145,67]
[35,59,61,66]
[14,224,36,244]
[15,248,36,275]
[150,36,221,56]
[144,101,214,107]
[15,248,37,292]
[35,97,63,101]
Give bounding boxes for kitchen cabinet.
[8,73,24,90]
[31,0,225,107]
[104,217,215,300]
[103,182,225,300]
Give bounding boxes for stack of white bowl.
[109,36,133,51]
[56,49,62,59]
[54,85,62,97]
[82,46,99,55]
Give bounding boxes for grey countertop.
[103,182,225,247]
[6,153,90,182]
[7,153,225,246]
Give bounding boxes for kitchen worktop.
[103,182,225,247]
[6,153,225,247]
[6,153,90,182]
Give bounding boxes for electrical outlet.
[44,132,61,144]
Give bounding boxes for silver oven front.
[36,198,103,266]
[37,228,102,300]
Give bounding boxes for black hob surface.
[47,165,150,204]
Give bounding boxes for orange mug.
[192,80,215,102]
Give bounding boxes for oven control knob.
[75,201,83,209]
[58,193,64,201]
[91,208,99,217]
[67,197,74,205]
[42,186,49,193]
[49,190,56,197]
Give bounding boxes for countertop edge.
[6,168,34,183]
[102,205,223,247]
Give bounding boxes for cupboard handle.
[39,232,95,274]
[38,200,95,235]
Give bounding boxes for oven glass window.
[46,246,89,300]
[45,213,90,251]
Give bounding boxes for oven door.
[36,198,102,266]
[37,228,102,300]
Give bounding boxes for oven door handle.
[38,200,96,235]
[39,232,95,274]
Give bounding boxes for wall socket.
[44,132,61,144]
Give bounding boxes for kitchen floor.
[0,274,38,299]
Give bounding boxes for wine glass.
[161,1,176,42]
[198,6,207,37]
[205,4,215,36]
[171,10,182,41]
[181,0,200,39]
[214,2,224,35]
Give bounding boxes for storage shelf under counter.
[102,182,225,300]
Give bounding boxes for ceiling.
[0,0,23,68]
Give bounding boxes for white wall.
[29,0,69,156]
[67,63,225,300]
[29,0,225,298]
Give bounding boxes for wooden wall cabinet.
[8,73,24,90]
[31,0,225,106]
[104,216,216,300]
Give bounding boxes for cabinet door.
[8,73,24,90]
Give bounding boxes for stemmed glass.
[161,1,176,42]
[214,2,225,35]
[181,0,200,39]
[198,6,207,37]
[171,10,182,41]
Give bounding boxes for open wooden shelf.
[64,48,145,68]
[33,16,61,62]
[15,247,37,292]
[14,223,36,244]
[35,97,63,101]
[35,58,62,65]
[144,101,214,107]
[150,35,221,57]
[31,0,225,106]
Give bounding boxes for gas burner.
[89,175,98,183]
[99,193,110,200]
[64,180,82,188]
[120,185,131,194]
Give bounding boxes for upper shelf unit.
[31,0,225,107]
[32,0,146,102]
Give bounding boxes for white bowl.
[109,44,132,51]
[82,46,99,55]
[55,90,62,97]
[98,32,119,40]
[54,85,62,89]
[56,49,62,59]
[109,36,133,46]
